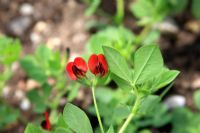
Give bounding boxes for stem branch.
[92,80,104,133]
[118,96,141,133]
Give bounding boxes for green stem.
[115,0,124,24]
[136,24,152,45]
[118,96,141,133]
[92,80,105,133]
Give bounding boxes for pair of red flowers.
[66,54,108,80]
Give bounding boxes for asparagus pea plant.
[25,44,179,133]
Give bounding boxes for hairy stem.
[118,96,141,133]
[92,80,105,133]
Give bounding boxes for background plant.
[0,36,21,92]
[0,36,21,129]
[20,45,80,122]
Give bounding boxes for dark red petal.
[74,57,88,72]
[66,62,77,80]
[98,54,108,77]
[88,54,99,75]
[41,111,51,131]
[41,120,51,131]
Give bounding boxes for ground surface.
[0,0,200,132]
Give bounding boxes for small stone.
[11,62,20,72]
[164,95,186,109]
[185,20,200,34]
[30,32,42,44]
[72,33,87,44]
[176,31,195,46]
[20,98,31,111]
[77,88,84,100]
[46,37,61,49]
[17,80,26,90]
[48,78,56,86]
[19,3,34,16]
[154,19,179,34]
[33,21,49,33]
[26,79,40,91]
[8,16,32,36]
[191,76,200,89]
[2,86,11,97]
[14,90,25,100]
[60,98,66,106]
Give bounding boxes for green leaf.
[85,0,101,16]
[103,46,132,82]
[107,125,114,133]
[130,0,153,18]
[0,104,19,128]
[27,89,47,113]
[194,90,200,110]
[20,56,47,84]
[63,103,93,133]
[35,45,51,65]
[24,124,43,133]
[67,83,80,102]
[87,26,135,59]
[111,73,132,90]
[56,115,68,128]
[168,0,188,14]
[138,95,160,115]
[152,68,179,92]
[133,44,163,85]
[96,87,114,103]
[192,0,200,19]
[0,36,22,65]
[54,127,73,133]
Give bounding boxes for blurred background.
[0,0,200,133]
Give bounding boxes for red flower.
[88,54,108,77]
[41,111,51,131]
[66,57,88,80]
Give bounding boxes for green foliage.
[192,0,200,19]
[20,45,78,113]
[133,44,163,85]
[107,125,114,133]
[85,0,101,16]
[130,0,188,25]
[138,95,160,115]
[24,124,45,133]
[27,83,52,113]
[87,26,135,60]
[20,45,62,84]
[63,103,93,133]
[194,89,200,110]
[151,68,179,92]
[0,36,22,91]
[171,108,200,133]
[103,46,132,83]
[54,115,73,133]
[21,56,48,84]
[101,44,179,132]
[0,36,22,65]
[0,104,19,129]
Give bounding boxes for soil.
[0,0,200,133]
